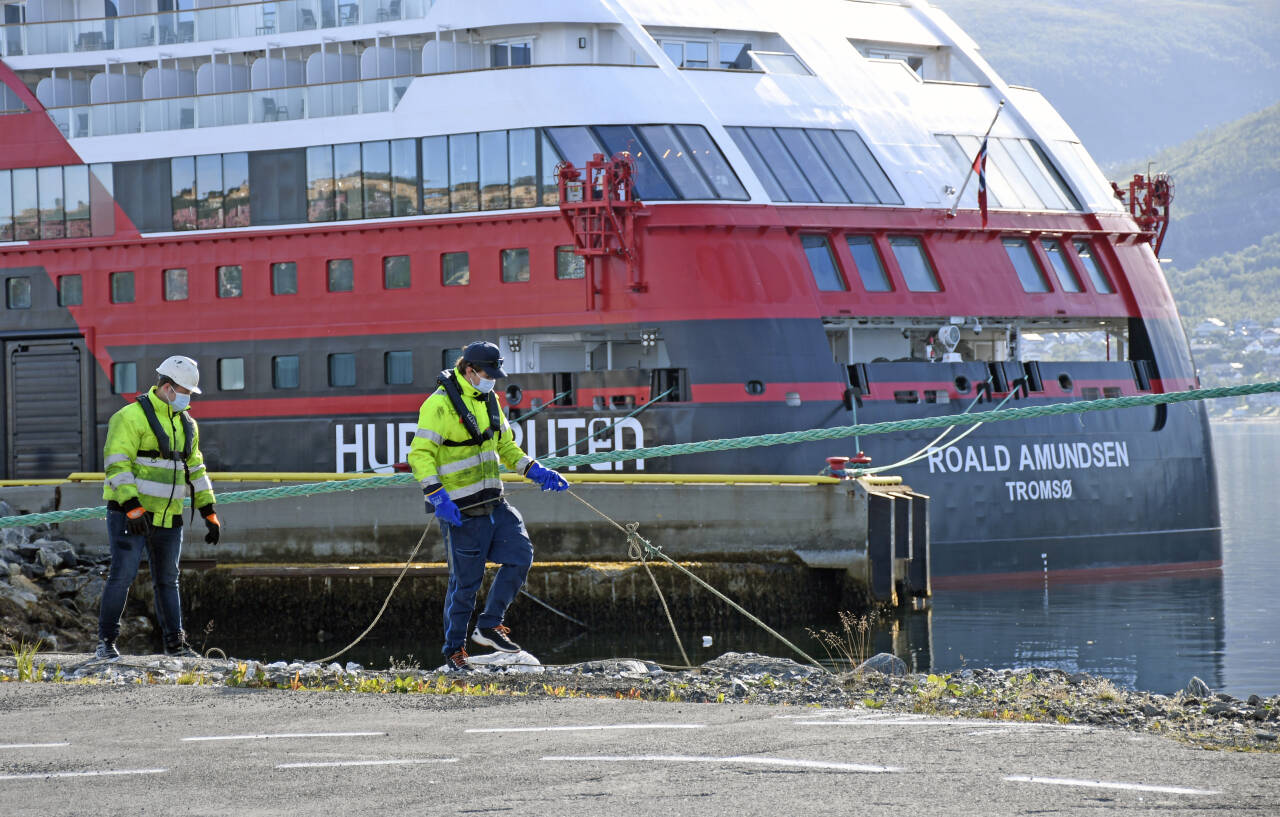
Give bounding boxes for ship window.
[442,251,469,286]
[1027,140,1081,210]
[1041,239,1082,293]
[328,353,357,387]
[556,245,585,280]
[384,255,410,289]
[724,127,786,200]
[661,40,709,69]
[272,355,300,389]
[38,166,65,239]
[807,129,876,203]
[490,40,532,68]
[385,350,413,385]
[1003,238,1050,293]
[545,127,603,171]
[801,234,846,292]
[333,143,363,220]
[0,170,12,241]
[6,276,30,309]
[89,163,115,238]
[479,130,510,210]
[592,125,677,200]
[744,127,814,201]
[1003,138,1066,209]
[64,165,90,237]
[777,128,847,203]
[113,362,137,395]
[362,140,392,219]
[1,83,27,113]
[833,131,902,204]
[58,275,82,307]
[988,138,1044,209]
[539,131,562,206]
[846,236,891,292]
[508,128,537,208]
[676,125,748,199]
[217,264,243,298]
[638,125,713,199]
[223,153,250,227]
[501,248,530,283]
[218,358,245,391]
[442,348,462,370]
[272,262,298,295]
[390,138,419,217]
[12,167,37,240]
[749,51,811,75]
[421,135,449,214]
[890,237,941,292]
[1073,240,1112,293]
[163,268,188,301]
[110,271,134,304]
[327,258,354,292]
[170,158,195,231]
[448,132,479,212]
[306,145,334,222]
[719,42,753,69]
[249,148,305,226]
[195,155,223,230]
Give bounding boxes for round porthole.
[954,375,971,394]
[1058,374,1074,392]
[505,384,523,406]
[745,380,766,396]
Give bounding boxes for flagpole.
[948,99,1005,218]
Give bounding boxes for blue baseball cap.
[462,341,506,379]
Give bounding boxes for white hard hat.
[156,355,202,394]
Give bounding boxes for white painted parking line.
[0,768,166,781]
[542,755,899,773]
[793,717,1089,730]
[276,759,458,769]
[1004,775,1220,796]
[182,731,386,742]
[467,723,704,734]
[0,743,70,750]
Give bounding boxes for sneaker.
[164,640,199,658]
[94,638,120,661]
[472,624,520,653]
[444,649,472,672]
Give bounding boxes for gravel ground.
[2,650,1275,754]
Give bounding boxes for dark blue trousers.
[441,500,533,656]
[98,510,185,644]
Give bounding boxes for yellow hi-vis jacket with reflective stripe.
[408,368,533,507]
[102,386,216,528]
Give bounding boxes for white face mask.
[475,377,496,394]
[167,386,191,411]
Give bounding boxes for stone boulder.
[855,652,908,676]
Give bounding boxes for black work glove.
[200,504,221,545]
[121,498,150,536]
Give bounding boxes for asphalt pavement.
[0,683,1276,816]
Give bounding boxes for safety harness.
[436,370,503,448]
[135,392,196,522]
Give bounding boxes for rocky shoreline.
[2,649,1275,754]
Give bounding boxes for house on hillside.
[1235,318,1263,336]
[1193,318,1228,338]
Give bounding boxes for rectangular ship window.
[223,153,250,227]
[89,163,115,238]
[719,42,753,69]
[0,169,13,241]
[217,265,243,298]
[218,358,245,391]
[196,154,223,229]
[1041,239,1082,292]
[725,127,786,201]
[64,165,91,237]
[328,353,356,387]
[808,130,876,203]
[164,268,188,301]
[442,348,462,370]
[328,258,354,292]
[801,234,846,292]
[539,131,562,206]
[1003,238,1050,293]
[442,252,469,286]
[383,255,410,289]
[1073,240,1113,293]
[6,276,31,309]
[479,130,510,210]
[676,125,748,200]
[362,140,392,219]
[58,274,82,306]
[593,125,677,200]
[501,248,529,282]
[110,271,134,303]
[272,355,300,389]
[390,138,419,217]
[113,362,137,394]
[333,143,363,220]
[12,168,38,240]
[890,237,940,292]
[545,127,603,173]
[421,135,449,214]
[744,127,814,201]
[508,128,538,208]
[846,236,891,291]
[448,132,479,212]
[38,166,65,239]
[272,261,298,295]
[306,145,335,222]
[777,129,847,203]
[385,350,413,385]
[249,149,306,226]
[556,246,585,280]
[638,125,713,200]
[170,157,196,231]
[834,131,902,205]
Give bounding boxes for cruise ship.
[0,0,1219,582]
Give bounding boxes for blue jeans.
[97,510,185,645]
[441,500,533,656]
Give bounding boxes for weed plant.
[808,611,878,672]
[7,638,43,682]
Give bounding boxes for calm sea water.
[229,424,1277,696]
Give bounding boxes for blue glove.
[425,489,463,526]
[527,462,568,492]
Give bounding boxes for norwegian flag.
[973,136,989,227]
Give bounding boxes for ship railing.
[44,72,415,137]
[0,0,431,58]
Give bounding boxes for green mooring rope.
[1,380,1276,529]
